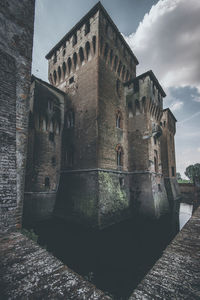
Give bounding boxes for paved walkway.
[0,231,110,299]
[130,206,200,299]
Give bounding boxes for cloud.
[170,100,183,112]
[124,0,200,91]
[197,148,200,153]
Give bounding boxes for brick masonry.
[0,0,35,232]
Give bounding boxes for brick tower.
[45,2,138,228]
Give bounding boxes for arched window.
[62,62,66,77]
[104,43,109,60]
[117,61,122,76]
[116,110,122,129]
[58,66,61,81]
[85,42,90,60]
[116,145,123,167]
[135,99,140,115]
[109,49,113,66]
[79,47,84,64]
[53,70,57,84]
[92,36,96,54]
[67,57,72,74]
[73,52,77,69]
[114,56,118,72]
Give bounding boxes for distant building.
[24,2,180,228]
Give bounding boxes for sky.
[32,0,200,177]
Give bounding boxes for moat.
[24,201,192,300]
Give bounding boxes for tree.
[185,163,200,186]
[176,172,182,181]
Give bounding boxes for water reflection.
[27,201,194,300]
[179,203,193,230]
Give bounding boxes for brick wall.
[0,0,35,232]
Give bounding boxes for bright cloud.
[125,0,200,91]
[170,100,183,112]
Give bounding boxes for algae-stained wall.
[0,0,35,232]
[98,171,130,228]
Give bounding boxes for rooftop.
[45,1,139,65]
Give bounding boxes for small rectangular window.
[69,76,74,84]
[53,54,57,64]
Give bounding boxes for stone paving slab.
[130,207,200,299]
[0,231,110,300]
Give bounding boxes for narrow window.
[58,66,61,81]
[45,177,50,188]
[122,66,125,80]
[109,49,113,66]
[142,96,146,112]
[73,52,77,69]
[79,47,84,64]
[105,23,109,35]
[171,167,175,177]
[62,62,66,77]
[63,49,66,56]
[116,111,122,128]
[85,42,90,60]
[154,150,158,173]
[154,136,157,145]
[53,70,57,84]
[92,36,96,54]
[49,132,54,142]
[72,33,77,46]
[135,100,140,115]
[114,56,118,72]
[104,43,109,60]
[128,102,133,118]
[49,74,53,84]
[67,57,72,74]
[117,61,122,76]
[85,20,90,35]
[116,146,123,167]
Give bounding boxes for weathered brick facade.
[161,108,181,203]
[24,2,179,228]
[0,0,35,232]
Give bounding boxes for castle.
[24,2,180,229]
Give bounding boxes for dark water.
[30,209,183,300]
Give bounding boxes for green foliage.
[185,163,200,185]
[21,228,38,243]
[176,172,182,180]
